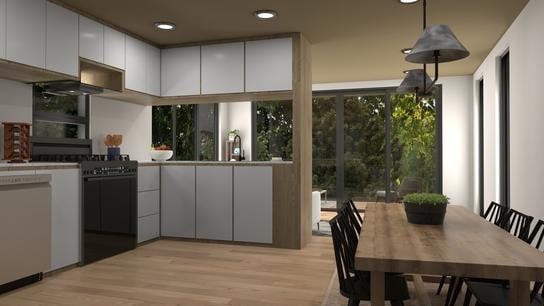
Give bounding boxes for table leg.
[509,280,530,306]
[371,271,385,306]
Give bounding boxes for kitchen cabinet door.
[161,166,196,238]
[201,42,244,94]
[79,16,104,63]
[245,38,293,92]
[104,26,125,70]
[161,46,200,96]
[146,44,161,96]
[0,0,6,59]
[138,214,159,243]
[138,190,160,218]
[46,2,78,77]
[138,166,160,192]
[36,169,80,271]
[233,167,273,243]
[196,166,233,241]
[125,36,147,93]
[6,0,46,68]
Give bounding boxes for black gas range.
[79,156,138,265]
[31,154,131,163]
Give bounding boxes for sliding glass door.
[312,88,442,208]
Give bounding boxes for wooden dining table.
[354,203,544,306]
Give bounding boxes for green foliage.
[152,105,195,160]
[403,193,449,205]
[255,101,293,161]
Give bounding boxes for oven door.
[82,175,137,265]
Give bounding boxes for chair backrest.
[526,219,544,250]
[343,200,362,233]
[346,199,363,225]
[330,216,354,294]
[337,207,359,258]
[483,201,509,226]
[501,208,534,240]
[397,177,422,198]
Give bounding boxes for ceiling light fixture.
[401,48,412,54]
[254,10,278,20]
[154,22,176,30]
[399,0,420,3]
[399,0,469,95]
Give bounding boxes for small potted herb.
[227,129,239,142]
[403,193,449,225]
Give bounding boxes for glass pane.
[35,88,86,117]
[152,106,173,150]
[175,104,195,160]
[33,120,84,139]
[390,93,438,200]
[197,104,216,161]
[312,96,336,207]
[255,100,293,161]
[344,94,386,202]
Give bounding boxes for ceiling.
[57,0,529,84]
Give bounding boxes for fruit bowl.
[150,149,173,162]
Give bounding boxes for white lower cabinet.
[233,167,273,243]
[138,214,159,244]
[36,168,80,271]
[196,166,233,241]
[161,166,196,238]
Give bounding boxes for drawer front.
[138,190,160,218]
[138,214,159,243]
[138,166,160,191]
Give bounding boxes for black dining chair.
[437,202,510,298]
[462,219,544,306]
[448,210,535,306]
[346,199,363,225]
[330,216,409,306]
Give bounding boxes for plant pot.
[403,202,447,225]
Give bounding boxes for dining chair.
[483,201,509,226]
[346,199,363,225]
[462,219,544,306]
[344,200,362,233]
[329,216,409,306]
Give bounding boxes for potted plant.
[403,193,449,225]
[227,129,239,142]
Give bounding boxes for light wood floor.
[0,237,334,306]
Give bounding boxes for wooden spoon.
[105,134,113,148]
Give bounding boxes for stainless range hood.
[39,80,103,96]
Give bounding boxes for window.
[33,86,89,139]
[152,104,216,161]
[312,88,442,206]
[252,100,293,161]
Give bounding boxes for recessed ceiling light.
[402,70,410,74]
[154,22,176,30]
[401,48,412,54]
[254,10,278,20]
[399,0,420,4]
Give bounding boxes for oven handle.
[84,175,136,182]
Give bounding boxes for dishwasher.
[0,174,51,294]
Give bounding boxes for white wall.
[473,0,543,221]
[90,96,152,161]
[218,101,252,161]
[0,79,33,160]
[313,76,474,208]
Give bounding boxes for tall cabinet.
[46,2,78,76]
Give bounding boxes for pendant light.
[397,69,432,95]
[399,0,469,94]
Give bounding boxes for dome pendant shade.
[405,24,470,64]
[397,69,433,94]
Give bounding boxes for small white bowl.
[150,150,173,162]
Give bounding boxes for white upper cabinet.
[6,0,46,68]
[125,35,147,93]
[0,0,6,59]
[46,2,78,77]
[201,42,244,94]
[146,44,161,96]
[103,26,125,70]
[245,38,293,92]
[161,46,200,96]
[79,16,104,63]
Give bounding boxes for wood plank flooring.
[0,237,334,306]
